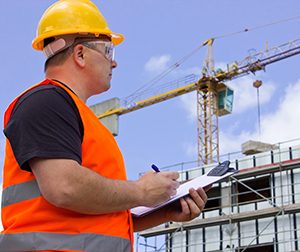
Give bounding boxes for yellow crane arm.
[97,81,198,119]
[97,38,300,120]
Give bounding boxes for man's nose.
[111,60,117,69]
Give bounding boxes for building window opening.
[236,243,274,252]
[232,175,271,205]
[204,185,221,211]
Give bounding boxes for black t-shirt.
[3,83,84,172]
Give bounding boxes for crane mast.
[197,38,219,166]
[97,38,300,166]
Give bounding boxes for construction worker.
[0,0,208,251]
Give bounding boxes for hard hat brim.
[32,30,124,51]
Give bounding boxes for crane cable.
[123,43,206,104]
[124,15,300,104]
[214,15,300,39]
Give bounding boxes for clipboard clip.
[207,160,238,176]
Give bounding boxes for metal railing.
[137,140,300,252]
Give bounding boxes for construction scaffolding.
[136,139,300,252]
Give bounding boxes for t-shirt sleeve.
[3,86,83,172]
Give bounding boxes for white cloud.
[144,52,203,82]
[182,142,197,158]
[229,75,276,114]
[219,130,255,155]
[180,92,197,121]
[219,79,300,154]
[182,130,256,160]
[144,54,171,73]
[260,79,300,144]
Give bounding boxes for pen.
[151,164,160,173]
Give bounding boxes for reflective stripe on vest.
[0,232,131,252]
[2,180,41,208]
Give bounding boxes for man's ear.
[72,44,85,67]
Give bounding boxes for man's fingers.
[196,187,208,203]
[162,171,179,180]
[166,187,208,222]
[184,196,201,219]
[180,198,190,215]
[188,188,207,211]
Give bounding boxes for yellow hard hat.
[32,0,124,51]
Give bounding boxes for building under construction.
[95,35,300,252]
[136,140,300,252]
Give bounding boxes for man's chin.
[98,82,111,94]
[104,81,111,91]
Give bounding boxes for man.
[0,0,208,251]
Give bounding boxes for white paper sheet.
[131,171,236,217]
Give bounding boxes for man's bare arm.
[30,158,179,214]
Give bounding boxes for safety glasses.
[82,41,115,61]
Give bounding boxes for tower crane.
[97,38,300,166]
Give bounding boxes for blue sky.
[1,0,300,232]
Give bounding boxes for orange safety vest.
[0,79,134,252]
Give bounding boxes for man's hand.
[136,171,180,207]
[132,186,209,231]
[165,187,208,222]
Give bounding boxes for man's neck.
[45,70,88,103]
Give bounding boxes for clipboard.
[131,161,238,217]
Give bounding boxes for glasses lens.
[83,41,115,61]
[104,43,115,61]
